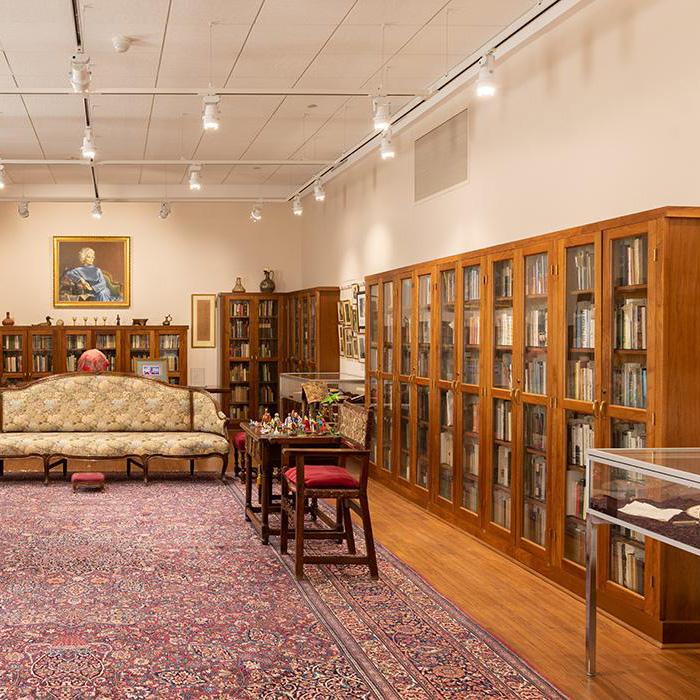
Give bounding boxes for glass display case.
[417,274,431,378]
[279,372,365,413]
[491,397,513,530]
[439,269,456,381]
[493,259,513,389]
[462,264,481,385]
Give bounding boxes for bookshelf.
[366,206,700,644]
[0,325,187,384]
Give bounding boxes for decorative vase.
[232,277,246,293]
[2,312,14,326]
[259,269,275,293]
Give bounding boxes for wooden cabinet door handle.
[599,400,607,416]
[514,388,521,403]
[592,400,600,417]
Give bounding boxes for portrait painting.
[54,236,130,307]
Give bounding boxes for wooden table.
[240,422,338,544]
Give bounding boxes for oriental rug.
[0,479,565,699]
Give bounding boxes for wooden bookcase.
[366,206,700,644]
[0,325,188,385]
[286,287,340,373]
[219,292,286,425]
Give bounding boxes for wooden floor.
[364,478,700,700]
[3,457,699,699]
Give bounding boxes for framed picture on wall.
[342,300,352,326]
[53,236,130,307]
[352,305,360,332]
[337,301,344,324]
[358,333,366,360]
[338,325,345,357]
[344,327,354,357]
[356,291,366,328]
[352,334,360,359]
[191,294,217,348]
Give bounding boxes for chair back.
[337,402,370,448]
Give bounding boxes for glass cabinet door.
[417,274,431,378]
[522,404,547,547]
[463,264,481,385]
[523,253,548,395]
[564,411,594,565]
[369,284,379,372]
[416,384,430,489]
[257,298,278,360]
[462,393,480,513]
[382,282,393,372]
[229,299,251,421]
[439,389,455,501]
[31,333,54,374]
[258,362,278,415]
[302,296,309,362]
[128,332,151,372]
[491,397,513,530]
[159,333,181,381]
[611,233,648,409]
[400,277,413,376]
[1,332,25,375]
[309,295,317,363]
[381,380,393,471]
[398,382,412,480]
[493,259,513,389]
[566,243,596,401]
[65,331,89,371]
[95,331,118,371]
[439,269,456,381]
[369,377,378,463]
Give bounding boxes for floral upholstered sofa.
[0,374,230,484]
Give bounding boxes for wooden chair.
[279,403,378,580]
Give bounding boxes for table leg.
[586,516,598,677]
[244,451,253,521]
[260,460,271,545]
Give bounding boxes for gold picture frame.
[53,236,131,307]
[191,294,217,348]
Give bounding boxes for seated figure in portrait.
[60,247,122,302]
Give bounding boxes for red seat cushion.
[71,472,105,483]
[284,465,359,489]
[233,431,246,450]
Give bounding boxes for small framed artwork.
[54,236,130,307]
[337,301,344,324]
[352,304,360,332]
[352,334,360,359]
[338,325,345,357]
[356,290,366,328]
[358,333,366,360]
[342,300,352,326]
[344,327,354,357]
[135,359,168,382]
[191,294,216,348]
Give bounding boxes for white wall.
[0,201,301,385]
[299,0,700,286]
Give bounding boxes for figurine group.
[252,408,330,436]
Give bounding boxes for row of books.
[259,363,276,382]
[463,398,479,433]
[613,362,647,408]
[259,385,276,403]
[130,335,149,350]
[2,357,22,372]
[463,441,479,475]
[567,358,595,401]
[257,300,277,317]
[614,298,647,350]
[258,320,277,339]
[32,337,53,350]
[441,356,455,379]
[524,455,547,500]
[524,359,547,394]
[525,306,548,347]
[96,334,117,349]
[67,354,116,372]
[417,352,430,378]
[568,416,594,466]
[463,356,479,385]
[566,471,586,519]
[571,246,594,291]
[565,517,586,565]
[230,319,249,339]
[611,536,645,594]
[230,386,249,402]
[441,270,456,305]
[229,405,247,420]
[525,253,548,296]
[440,430,454,467]
[462,481,479,512]
[494,308,513,346]
[66,336,87,350]
[494,399,513,441]
[463,313,480,344]
[494,445,512,486]
[418,319,430,344]
[494,353,513,389]
[464,266,481,301]
[162,355,179,371]
[495,262,513,298]
[523,502,546,546]
[416,458,429,489]
[230,363,249,381]
[419,278,432,307]
[440,320,455,347]
[614,236,647,287]
[569,301,595,348]
[33,355,53,372]
[2,336,22,350]
[492,490,512,529]
[230,302,250,318]
[230,341,250,357]
[613,422,646,448]
[525,406,546,450]
[439,464,453,500]
[159,335,180,350]
[259,341,277,358]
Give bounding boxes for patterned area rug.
[0,479,565,699]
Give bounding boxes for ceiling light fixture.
[69,52,91,92]
[91,200,103,219]
[250,204,263,222]
[81,126,96,159]
[0,165,6,190]
[188,165,202,191]
[112,34,132,53]
[18,200,29,218]
[292,194,303,216]
[380,130,395,160]
[372,96,391,131]
[313,178,325,202]
[475,52,497,98]
[202,95,221,131]
[159,201,171,219]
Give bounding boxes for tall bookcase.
[366,207,700,644]
[219,292,286,424]
[286,287,340,373]
[0,325,188,385]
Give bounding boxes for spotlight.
[188,165,202,191]
[0,165,6,190]
[69,52,91,92]
[91,200,103,219]
[159,201,171,219]
[81,126,96,159]
[202,95,220,131]
[292,194,303,216]
[380,130,395,160]
[313,179,325,202]
[112,34,132,53]
[18,200,29,218]
[250,205,262,222]
[372,96,391,131]
[475,52,497,98]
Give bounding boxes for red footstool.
[71,472,105,492]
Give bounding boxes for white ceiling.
[0,0,537,201]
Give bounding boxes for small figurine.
[55,319,65,326]
[163,314,172,326]
[302,415,311,433]
[261,409,272,424]
[116,314,121,326]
